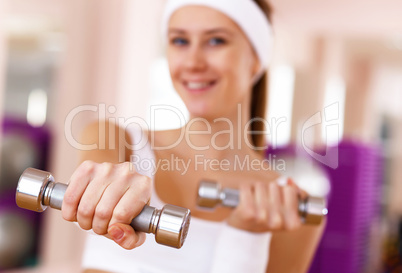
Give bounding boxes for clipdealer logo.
[130,153,286,176]
[301,102,340,169]
[64,103,288,153]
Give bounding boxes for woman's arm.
[208,180,302,273]
[266,218,327,273]
[71,121,146,273]
[79,121,127,273]
[78,120,131,164]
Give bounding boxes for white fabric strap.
[161,0,273,83]
[210,223,272,273]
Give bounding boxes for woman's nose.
[183,44,207,72]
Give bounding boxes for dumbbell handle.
[197,181,327,225]
[16,168,191,249]
[32,182,174,234]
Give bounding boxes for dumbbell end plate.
[197,180,221,208]
[301,196,328,225]
[155,205,191,249]
[16,168,54,212]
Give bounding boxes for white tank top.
[81,127,272,273]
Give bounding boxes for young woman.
[62,0,326,272]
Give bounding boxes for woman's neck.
[185,103,260,161]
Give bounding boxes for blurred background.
[0,0,401,272]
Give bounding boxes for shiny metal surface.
[16,168,54,212]
[303,196,327,225]
[197,180,327,225]
[154,204,191,248]
[49,183,68,209]
[221,188,239,208]
[131,205,155,233]
[197,180,222,208]
[15,168,191,248]
[197,181,239,208]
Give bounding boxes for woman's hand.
[61,160,152,250]
[226,178,305,232]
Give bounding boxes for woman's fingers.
[91,177,130,235]
[282,184,301,230]
[109,174,151,226]
[236,183,255,216]
[228,184,255,229]
[73,162,115,231]
[287,177,309,201]
[105,173,151,249]
[62,160,95,222]
[267,182,283,229]
[227,177,303,232]
[76,175,109,230]
[254,182,269,224]
[61,160,152,251]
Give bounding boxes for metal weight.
[197,180,327,225]
[16,168,191,249]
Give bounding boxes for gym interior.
[0,0,401,272]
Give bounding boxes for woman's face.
[167,6,260,119]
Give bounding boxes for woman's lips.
[183,80,217,93]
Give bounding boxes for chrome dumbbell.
[197,180,327,225]
[16,168,191,249]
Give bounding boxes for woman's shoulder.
[122,126,176,147]
[80,120,129,147]
[79,120,127,163]
[143,128,186,151]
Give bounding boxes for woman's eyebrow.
[168,28,234,36]
[168,28,187,34]
[204,28,234,36]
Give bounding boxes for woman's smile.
[182,79,219,94]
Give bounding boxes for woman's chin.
[186,102,216,120]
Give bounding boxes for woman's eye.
[171,37,188,46]
[209,37,226,46]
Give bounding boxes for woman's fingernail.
[108,226,124,241]
[276,176,288,186]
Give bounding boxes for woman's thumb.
[107,222,146,250]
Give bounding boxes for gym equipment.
[16,168,191,249]
[0,211,35,269]
[0,135,40,192]
[197,180,327,225]
[0,118,51,269]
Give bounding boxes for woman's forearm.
[266,218,327,273]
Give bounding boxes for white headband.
[161,0,273,83]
